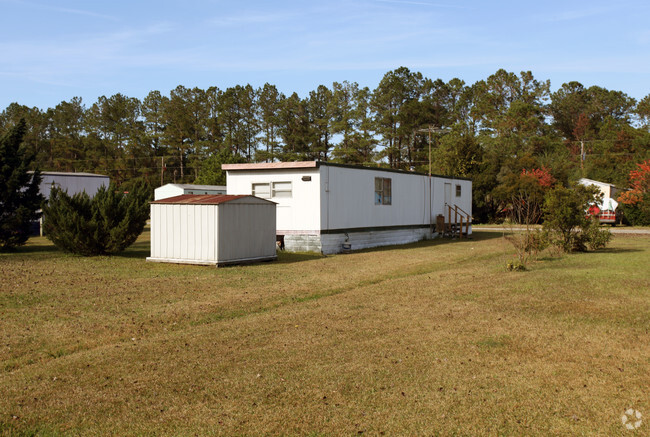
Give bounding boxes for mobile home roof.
[222,161,472,181]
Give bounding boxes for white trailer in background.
[578,178,621,224]
[223,161,472,254]
[154,183,227,201]
[147,194,277,266]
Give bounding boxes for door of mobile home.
[444,183,452,222]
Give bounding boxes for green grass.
[0,231,649,436]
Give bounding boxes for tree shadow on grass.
[1,237,60,256]
[116,240,151,259]
[275,251,327,264]
[595,247,643,254]
[352,230,503,255]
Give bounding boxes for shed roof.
[150,194,272,205]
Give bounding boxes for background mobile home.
[224,161,472,254]
[154,183,227,201]
[36,171,109,200]
[32,171,110,235]
[578,177,620,224]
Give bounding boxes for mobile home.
[223,161,472,254]
[154,183,227,201]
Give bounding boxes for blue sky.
[2,0,649,109]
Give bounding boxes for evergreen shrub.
[43,182,150,256]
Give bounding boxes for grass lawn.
[1,231,648,436]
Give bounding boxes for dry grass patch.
[1,232,648,435]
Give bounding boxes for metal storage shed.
[147,194,277,266]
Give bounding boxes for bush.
[618,194,650,226]
[42,182,150,256]
[542,185,611,252]
[0,119,43,250]
[503,228,549,271]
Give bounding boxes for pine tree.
[42,182,150,256]
[0,119,43,250]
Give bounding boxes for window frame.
[374,177,392,206]
[251,181,292,199]
[271,181,292,198]
[455,184,462,198]
[252,182,271,199]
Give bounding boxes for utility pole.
[416,126,451,233]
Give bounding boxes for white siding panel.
[150,206,158,258]
[173,204,181,259]
[210,205,217,261]
[217,202,276,263]
[200,206,208,261]
[322,166,429,230]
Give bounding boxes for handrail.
[444,203,472,239]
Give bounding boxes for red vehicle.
[587,203,617,224]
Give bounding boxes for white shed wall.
[226,169,321,234]
[217,202,277,263]
[150,204,217,263]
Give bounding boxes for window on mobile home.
[252,182,292,199]
[456,184,461,197]
[272,181,292,198]
[374,177,392,205]
[252,183,271,199]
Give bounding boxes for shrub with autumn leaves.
[495,166,556,225]
[617,160,650,226]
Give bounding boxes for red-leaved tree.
[617,160,650,225]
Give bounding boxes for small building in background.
[147,194,277,267]
[154,183,227,201]
[223,161,473,254]
[578,178,620,224]
[578,178,620,200]
[33,171,110,236]
[36,171,110,200]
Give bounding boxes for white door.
[444,183,451,222]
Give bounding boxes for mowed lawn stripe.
[1,233,648,436]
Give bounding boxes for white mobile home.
[154,183,227,201]
[223,161,472,254]
[147,194,277,266]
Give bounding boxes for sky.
[2,0,650,110]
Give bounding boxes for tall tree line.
[2,68,649,221]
